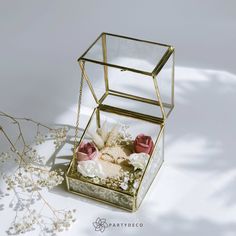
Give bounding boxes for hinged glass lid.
[78,32,175,122]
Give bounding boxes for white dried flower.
[129,153,149,170]
[77,160,105,178]
[87,129,105,149]
[120,182,128,190]
[88,122,132,149]
[106,125,119,147]
[97,121,109,142]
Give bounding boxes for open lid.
[78,32,175,124]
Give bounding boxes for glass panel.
[156,52,174,117]
[83,36,103,62]
[107,67,157,100]
[82,33,170,74]
[106,35,168,73]
[136,128,164,208]
[82,61,106,102]
[68,178,134,210]
[102,95,163,119]
[81,60,164,120]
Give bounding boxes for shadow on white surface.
[72,67,236,236]
[1,67,236,236]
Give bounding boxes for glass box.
[66,32,175,211]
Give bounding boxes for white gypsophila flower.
[0,152,11,163]
[0,112,76,235]
[77,160,105,178]
[7,209,76,235]
[25,149,44,164]
[35,132,45,145]
[93,177,100,184]
[119,124,132,141]
[51,127,68,148]
[120,182,128,190]
[51,209,76,232]
[35,169,64,189]
[7,210,39,235]
[129,153,150,170]
[123,176,129,183]
[4,166,64,191]
[133,179,140,189]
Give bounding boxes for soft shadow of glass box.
[66,32,175,211]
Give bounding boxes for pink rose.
[76,141,98,161]
[134,134,154,155]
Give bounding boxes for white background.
[0,1,236,236]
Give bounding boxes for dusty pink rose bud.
[134,134,154,155]
[76,141,98,161]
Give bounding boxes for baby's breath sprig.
[0,111,76,235]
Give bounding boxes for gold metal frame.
[66,32,175,212]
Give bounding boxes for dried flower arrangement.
[74,121,154,195]
[0,111,76,235]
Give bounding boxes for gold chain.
[73,60,85,160]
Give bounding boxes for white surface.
[0,1,236,236]
[1,67,236,236]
